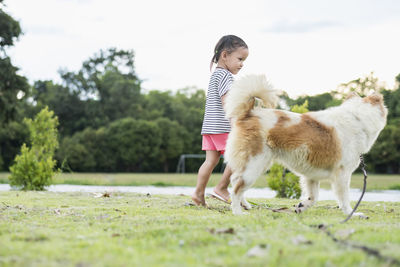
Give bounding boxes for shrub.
[389,184,400,190]
[267,164,301,199]
[9,107,59,190]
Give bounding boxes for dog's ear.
[345,92,360,100]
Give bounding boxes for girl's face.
[218,47,249,74]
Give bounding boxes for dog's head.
[345,92,387,119]
[362,93,388,119]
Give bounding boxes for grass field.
[0,191,399,266]
[1,172,400,191]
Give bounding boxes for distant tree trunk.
[163,161,169,173]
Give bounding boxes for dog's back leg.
[295,177,319,213]
[331,171,363,216]
[230,153,272,215]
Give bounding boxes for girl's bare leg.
[213,165,232,202]
[192,150,221,206]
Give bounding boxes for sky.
[4,0,400,97]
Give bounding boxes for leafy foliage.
[290,99,309,113]
[267,164,301,199]
[0,3,30,171]
[154,118,186,172]
[0,8,398,174]
[337,72,385,97]
[0,1,29,123]
[0,1,22,47]
[9,107,59,190]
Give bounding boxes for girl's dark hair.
[210,35,248,70]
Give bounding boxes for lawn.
[0,191,399,266]
[0,172,399,191]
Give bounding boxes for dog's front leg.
[231,174,246,215]
[295,178,319,213]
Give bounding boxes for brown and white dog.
[224,75,387,215]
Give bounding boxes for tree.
[287,92,341,111]
[0,120,28,170]
[9,107,59,190]
[366,124,400,173]
[59,48,142,122]
[382,76,400,122]
[154,118,187,172]
[336,72,385,97]
[57,135,96,172]
[173,88,205,155]
[366,76,400,173]
[31,80,88,136]
[100,69,143,121]
[106,118,161,172]
[0,1,30,170]
[0,1,29,123]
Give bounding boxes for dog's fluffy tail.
[225,74,279,120]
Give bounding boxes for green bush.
[9,107,59,190]
[267,164,301,199]
[389,184,400,190]
[290,99,309,113]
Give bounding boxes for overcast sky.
[5,0,400,97]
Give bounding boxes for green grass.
[0,192,399,266]
[1,172,399,191]
[389,184,400,190]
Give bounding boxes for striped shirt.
[201,68,234,134]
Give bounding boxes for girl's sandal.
[208,192,231,204]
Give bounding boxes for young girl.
[192,35,249,207]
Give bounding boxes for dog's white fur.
[224,75,387,215]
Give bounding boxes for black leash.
[255,156,400,265]
[310,155,400,266]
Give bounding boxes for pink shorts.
[202,133,229,154]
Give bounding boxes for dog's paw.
[294,198,315,213]
[232,210,246,215]
[353,212,369,219]
[294,206,306,214]
[294,202,308,214]
[232,207,245,215]
[241,200,252,210]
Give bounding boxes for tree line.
[1,2,399,173]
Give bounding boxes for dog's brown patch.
[267,114,341,169]
[274,110,290,124]
[363,94,385,116]
[233,113,264,172]
[234,178,245,194]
